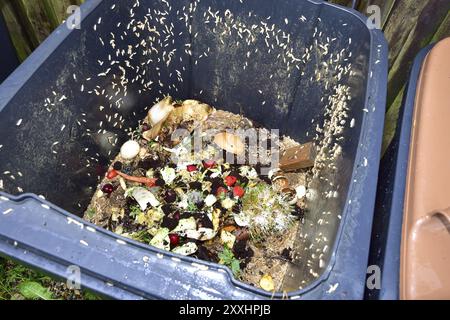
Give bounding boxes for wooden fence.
[1,0,449,153]
[341,0,450,152]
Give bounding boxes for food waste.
[84,97,312,291]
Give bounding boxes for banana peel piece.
[172,242,198,256]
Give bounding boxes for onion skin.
[147,96,174,126]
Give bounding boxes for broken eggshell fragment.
[172,217,217,241]
[129,187,160,211]
[295,185,307,199]
[220,230,236,248]
[172,242,198,256]
[172,217,197,234]
[120,140,140,160]
[149,228,170,251]
[204,194,217,207]
[187,228,216,241]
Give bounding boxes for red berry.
[106,169,118,179]
[233,186,245,198]
[187,165,198,172]
[101,184,114,194]
[216,187,228,197]
[225,176,237,187]
[203,160,216,169]
[169,234,180,247]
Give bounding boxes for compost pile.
[84,97,311,291]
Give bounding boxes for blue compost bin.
[0,0,387,299]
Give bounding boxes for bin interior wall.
[0,0,371,291]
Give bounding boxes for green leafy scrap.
[18,281,54,300]
[129,205,143,218]
[218,245,241,278]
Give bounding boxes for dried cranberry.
[187,165,198,172]
[169,234,180,247]
[101,184,114,194]
[203,160,216,169]
[216,187,228,197]
[161,204,172,215]
[163,190,177,203]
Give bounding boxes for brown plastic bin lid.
[400,37,450,300]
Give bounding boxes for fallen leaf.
[18,282,53,300]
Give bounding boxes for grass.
[0,258,101,300]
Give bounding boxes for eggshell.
[120,140,140,160]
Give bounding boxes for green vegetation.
[129,205,143,218]
[85,207,96,220]
[0,258,101,300]
[0,259,54,300]
[218,245,241,278]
